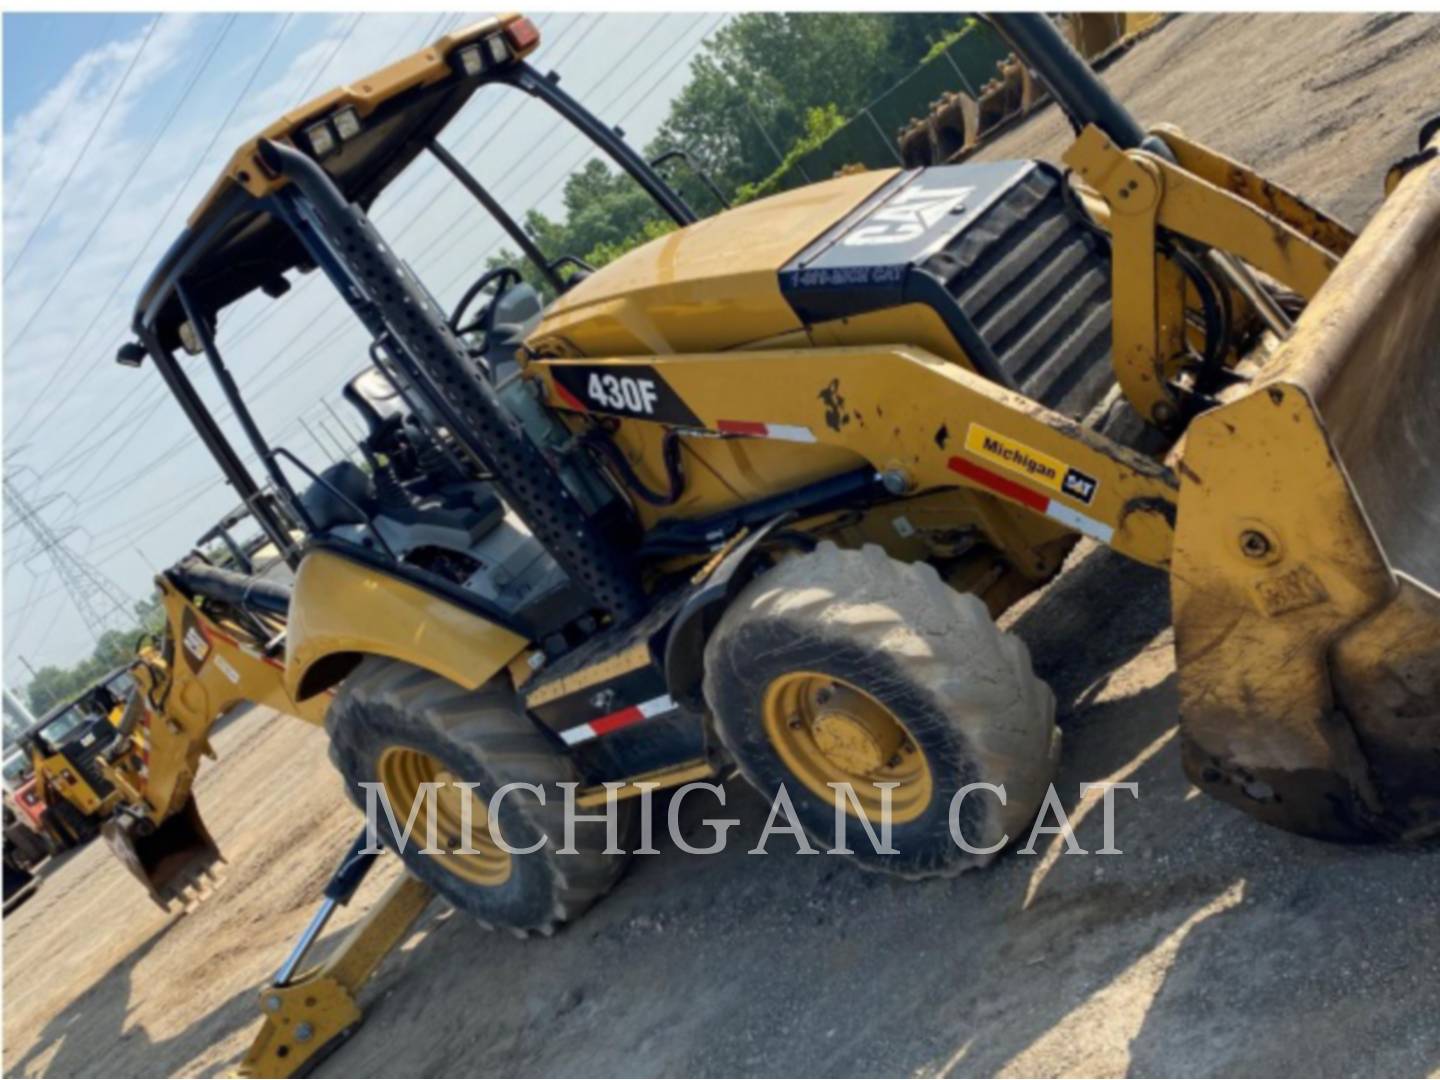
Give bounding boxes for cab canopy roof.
[133,13,540,352]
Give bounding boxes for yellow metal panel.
[285,549,529,701]
[524,641,653,708]
[575,760,717,808]
[240,873,434,1079]
[1171,141,1440,840]
[531,169,898,356]
[1150,125,1355,257]
[191,13,533,223]
[536,346,1178,568]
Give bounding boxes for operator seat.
[483,281,544,383]
[299,460,375,533]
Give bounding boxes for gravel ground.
[5,13,1440,1078]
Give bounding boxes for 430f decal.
[548,364,702,426]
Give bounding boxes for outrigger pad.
[103,796,224,908]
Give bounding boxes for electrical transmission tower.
[4,473,135,643]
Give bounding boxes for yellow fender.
[284,549,530,703]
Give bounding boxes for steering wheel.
[448,266,523,340]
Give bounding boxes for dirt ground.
[6,12,1440,1079]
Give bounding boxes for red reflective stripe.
[716,419,767,437]
[553,380,587,412]
[589,704,644,736]
[947,455,1049,513]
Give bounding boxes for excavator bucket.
[103,796,224,907]
[1171,134,1440,842]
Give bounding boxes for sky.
[1,10,730,685]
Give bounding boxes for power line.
[5,14,120,206]
[11,12,573,469]
[3,477,136,645]
[33,13,727,584]
[3,15,238,356]
[430,13,725,300]
[4,15,163,275]
[402,13,696,288]
[294,13,364,102]
[28,12,587,491]
[4,13,275,451]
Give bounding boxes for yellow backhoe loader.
[110,11,1438,1075]
[93,563,328,906]
[21,666,140,848]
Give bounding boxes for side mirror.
[116,342,147,368]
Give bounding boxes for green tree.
[23,591,164,716]
[480,14,977,294]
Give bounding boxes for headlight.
[333,106,362,142]
[178,320,204,356]
[455,31,514,77]
[304,120,337,158]
[456,43,484,76]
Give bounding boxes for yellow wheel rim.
[761,671,933,825]
[376,746,512,886]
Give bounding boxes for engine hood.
[528,161,1052,362]
[528,168,898,356]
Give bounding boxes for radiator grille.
[921,165,1114,419]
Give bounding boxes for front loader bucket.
[103,797,224,907]
[1171,138,1440,842]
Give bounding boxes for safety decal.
[180,608,210,674]
[559,693,678,746]
[549,364,702,426]
[214,654,241,685]
[948,456,1114,545]
[963,423,1099,505]
[714,419,817,443]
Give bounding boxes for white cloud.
[3,11,720,674]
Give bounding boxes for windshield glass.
[39,702,104,745]
[3,754,30,786]
[105,670,137,702]
[139,14,715,563]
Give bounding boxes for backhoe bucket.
[103,796,224,907]
[1171,138,1440,842]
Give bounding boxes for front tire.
[327,658,633,933]
[703,542,1058,878]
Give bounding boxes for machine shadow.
[7,920,255,1079]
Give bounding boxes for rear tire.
[703,542,1059,878]
[327,658,633,933]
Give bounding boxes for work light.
[456,43,484,76]
[333,107,362,142]
[304,121,336,158]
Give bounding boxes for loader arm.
[102,568,329,906]
[535,346,1180,569]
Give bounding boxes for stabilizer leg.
[238,832,434,1078]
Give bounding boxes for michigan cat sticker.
[963,423,1099,505]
